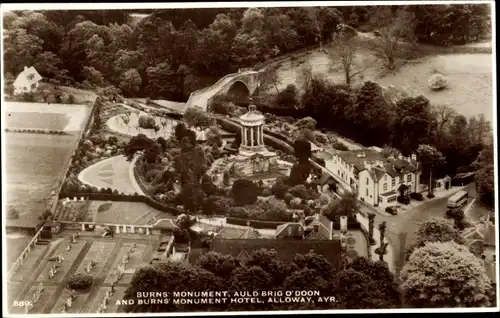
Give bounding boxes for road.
[360,183,491,276]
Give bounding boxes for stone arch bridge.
[184,69,261,112]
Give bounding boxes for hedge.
[58,192,182,215]
[226,216,287,229]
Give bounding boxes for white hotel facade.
[322,148,422,209]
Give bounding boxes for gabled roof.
[275,222,304,238]
[211,238,343,270]
[14,66,42,87]
[305,228,329,240]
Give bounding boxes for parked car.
[385,207,398,215]
[410,192,424,201]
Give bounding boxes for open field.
[5,133,79,228]
[4,102,90,132]
[38,82,97,104]
[272,36,493,121]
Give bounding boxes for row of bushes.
[5,128,67,135]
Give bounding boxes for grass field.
[6,112,69,130]
[5,133,79,227]
[4,102,91,132]
[272,36,493,121]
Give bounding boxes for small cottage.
[13,66,42,95]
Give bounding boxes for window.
[384,175,387,181]
[366,188,368,196]
[338,170,340,175]
[407,174,412,182]
[388,196,397,203]
[392,178,395,187]
[366,177,369,185]
[31,83,36,89]
[383,183,387,191]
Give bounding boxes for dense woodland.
[3,4,491,101]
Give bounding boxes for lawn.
[272,36,493,121]
[4,101,91,132]
[6,112,69,130]
[5,133,79,227]
[87,200,172,225]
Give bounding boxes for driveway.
[361,183,482,276]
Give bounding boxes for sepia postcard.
[1,1,498,316]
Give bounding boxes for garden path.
[78,155,144,195]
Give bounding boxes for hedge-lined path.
[78,155,144,195]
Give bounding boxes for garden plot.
[104,243,147,286]
[88,200,170,225]
[86,286,127,313]
[106,110,177,138]
[9,285,58,315]
[74,242,116,278]
[50,287,92,314]
[36,240,87,284]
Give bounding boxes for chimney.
[398,154,403,160]
[411,153,417,161]
[24,66,28,71]
[313,223,319,232]
[375,160,384,168]
[364,161,373,170]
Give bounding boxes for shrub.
[260,188,272,197]
[397,196,410,205]
[446,208,465,220]
[67,273,94,290]
[410,192,424,201]
[427,193,435,199]
[230,179,259,206]
[283,193,294,204]
[271,177,290,199]
[428,73,448,91]
[7,208,20,219]
[138,115,156,129]
[289,184,309,200]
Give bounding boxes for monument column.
[260,126,264,145]
[250,126,254,147]
[241,127,246,146]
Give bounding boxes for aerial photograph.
[2,2,497,315]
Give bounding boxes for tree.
[405,217,464,260]
[473,145,494,208]
[82,65,104,87]
[288,163,312,186]
[367,212,376,245]
[349,81,394,146]
[247,248,296,286]
[196,252,239,277]
[305,7,343,50]
[370,7,415,70]
[230,179,259,206]
[229,265,273,292]
[347,257,402,307]
[184,106,212,129]
[293,139,312,164]
[335,268,392,309]
[119,68,142,96]
[416,144,446,197]
[123,134,158,161]
[275,84,299,108]
[400,241,494,308]
[330,25,374,86]
[324,192,358,223]
[124,262,221,313]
